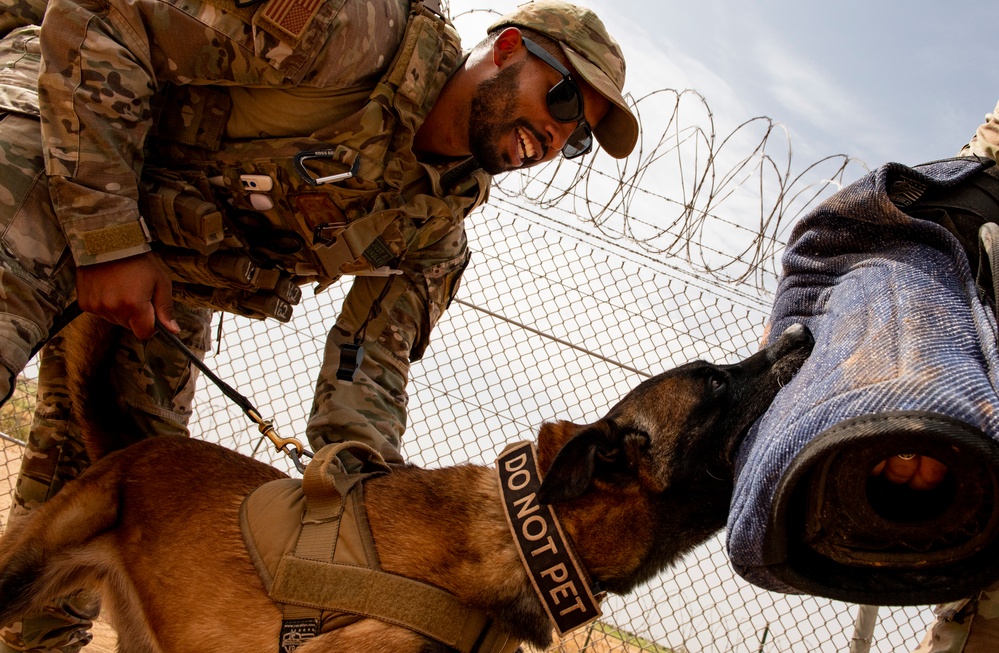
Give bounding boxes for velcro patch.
[293,194,348,230]
[81,220,150,256]
[888,175,928,208]
[258,0,322,42]
[496,441,601,637]
[362,238,395,269]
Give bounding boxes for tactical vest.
[240,442,521,653]
[142,0,490,321]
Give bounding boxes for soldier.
[0,0,639,650]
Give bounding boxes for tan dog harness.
[239,442,520,653]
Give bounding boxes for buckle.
[313,223,346,246]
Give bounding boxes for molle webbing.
[143,0,486,321]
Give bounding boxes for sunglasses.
[521,37,593,159]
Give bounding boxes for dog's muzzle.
[727,157,999,606]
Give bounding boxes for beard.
[468,61,540,174]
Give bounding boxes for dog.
[0,316,811,653]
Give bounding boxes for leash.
[155,320,313,473]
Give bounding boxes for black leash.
[155,320,313,472]
[30,306,313,472]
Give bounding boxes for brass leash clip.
[156,321,313,473]
[247,408,310,473]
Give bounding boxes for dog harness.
[728,157,999,605]
[239,442,520,653]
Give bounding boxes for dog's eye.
[709,374,727,395]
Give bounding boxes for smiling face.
[467,31,610,174]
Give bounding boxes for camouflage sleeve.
[0,0,46,38]
[304,222,470,472]
[36,0,158,267]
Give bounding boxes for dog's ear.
[539,421,629,504]
[538,426,603,504]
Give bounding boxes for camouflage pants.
[0,106,212,651]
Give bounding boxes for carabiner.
[293,149,360,186]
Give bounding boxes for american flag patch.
[259,0,322,41]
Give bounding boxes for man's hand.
[75,253,179,340]
[871,454,948,491]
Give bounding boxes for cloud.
[747,33,892,161]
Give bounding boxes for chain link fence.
[0,1,946,642]
[0,184,940,651]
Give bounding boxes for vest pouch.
[140,170,225,254]
[159,137,404,279]
[144,3,485,290]
[159,250,259,289]
[383,5,455,125]
[173,283,296,322]
[149,85,231,152]
[158,139,376,210]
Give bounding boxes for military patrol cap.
[488,0,639,159]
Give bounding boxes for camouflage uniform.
[911,101,999,653]
[0,0,486,468]
[0,0,486,648]
[0,0,44,40]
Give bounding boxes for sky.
[453,0,997,176]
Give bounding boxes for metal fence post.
[850,605,879,653]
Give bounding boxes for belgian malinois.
[0,316,811,653]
